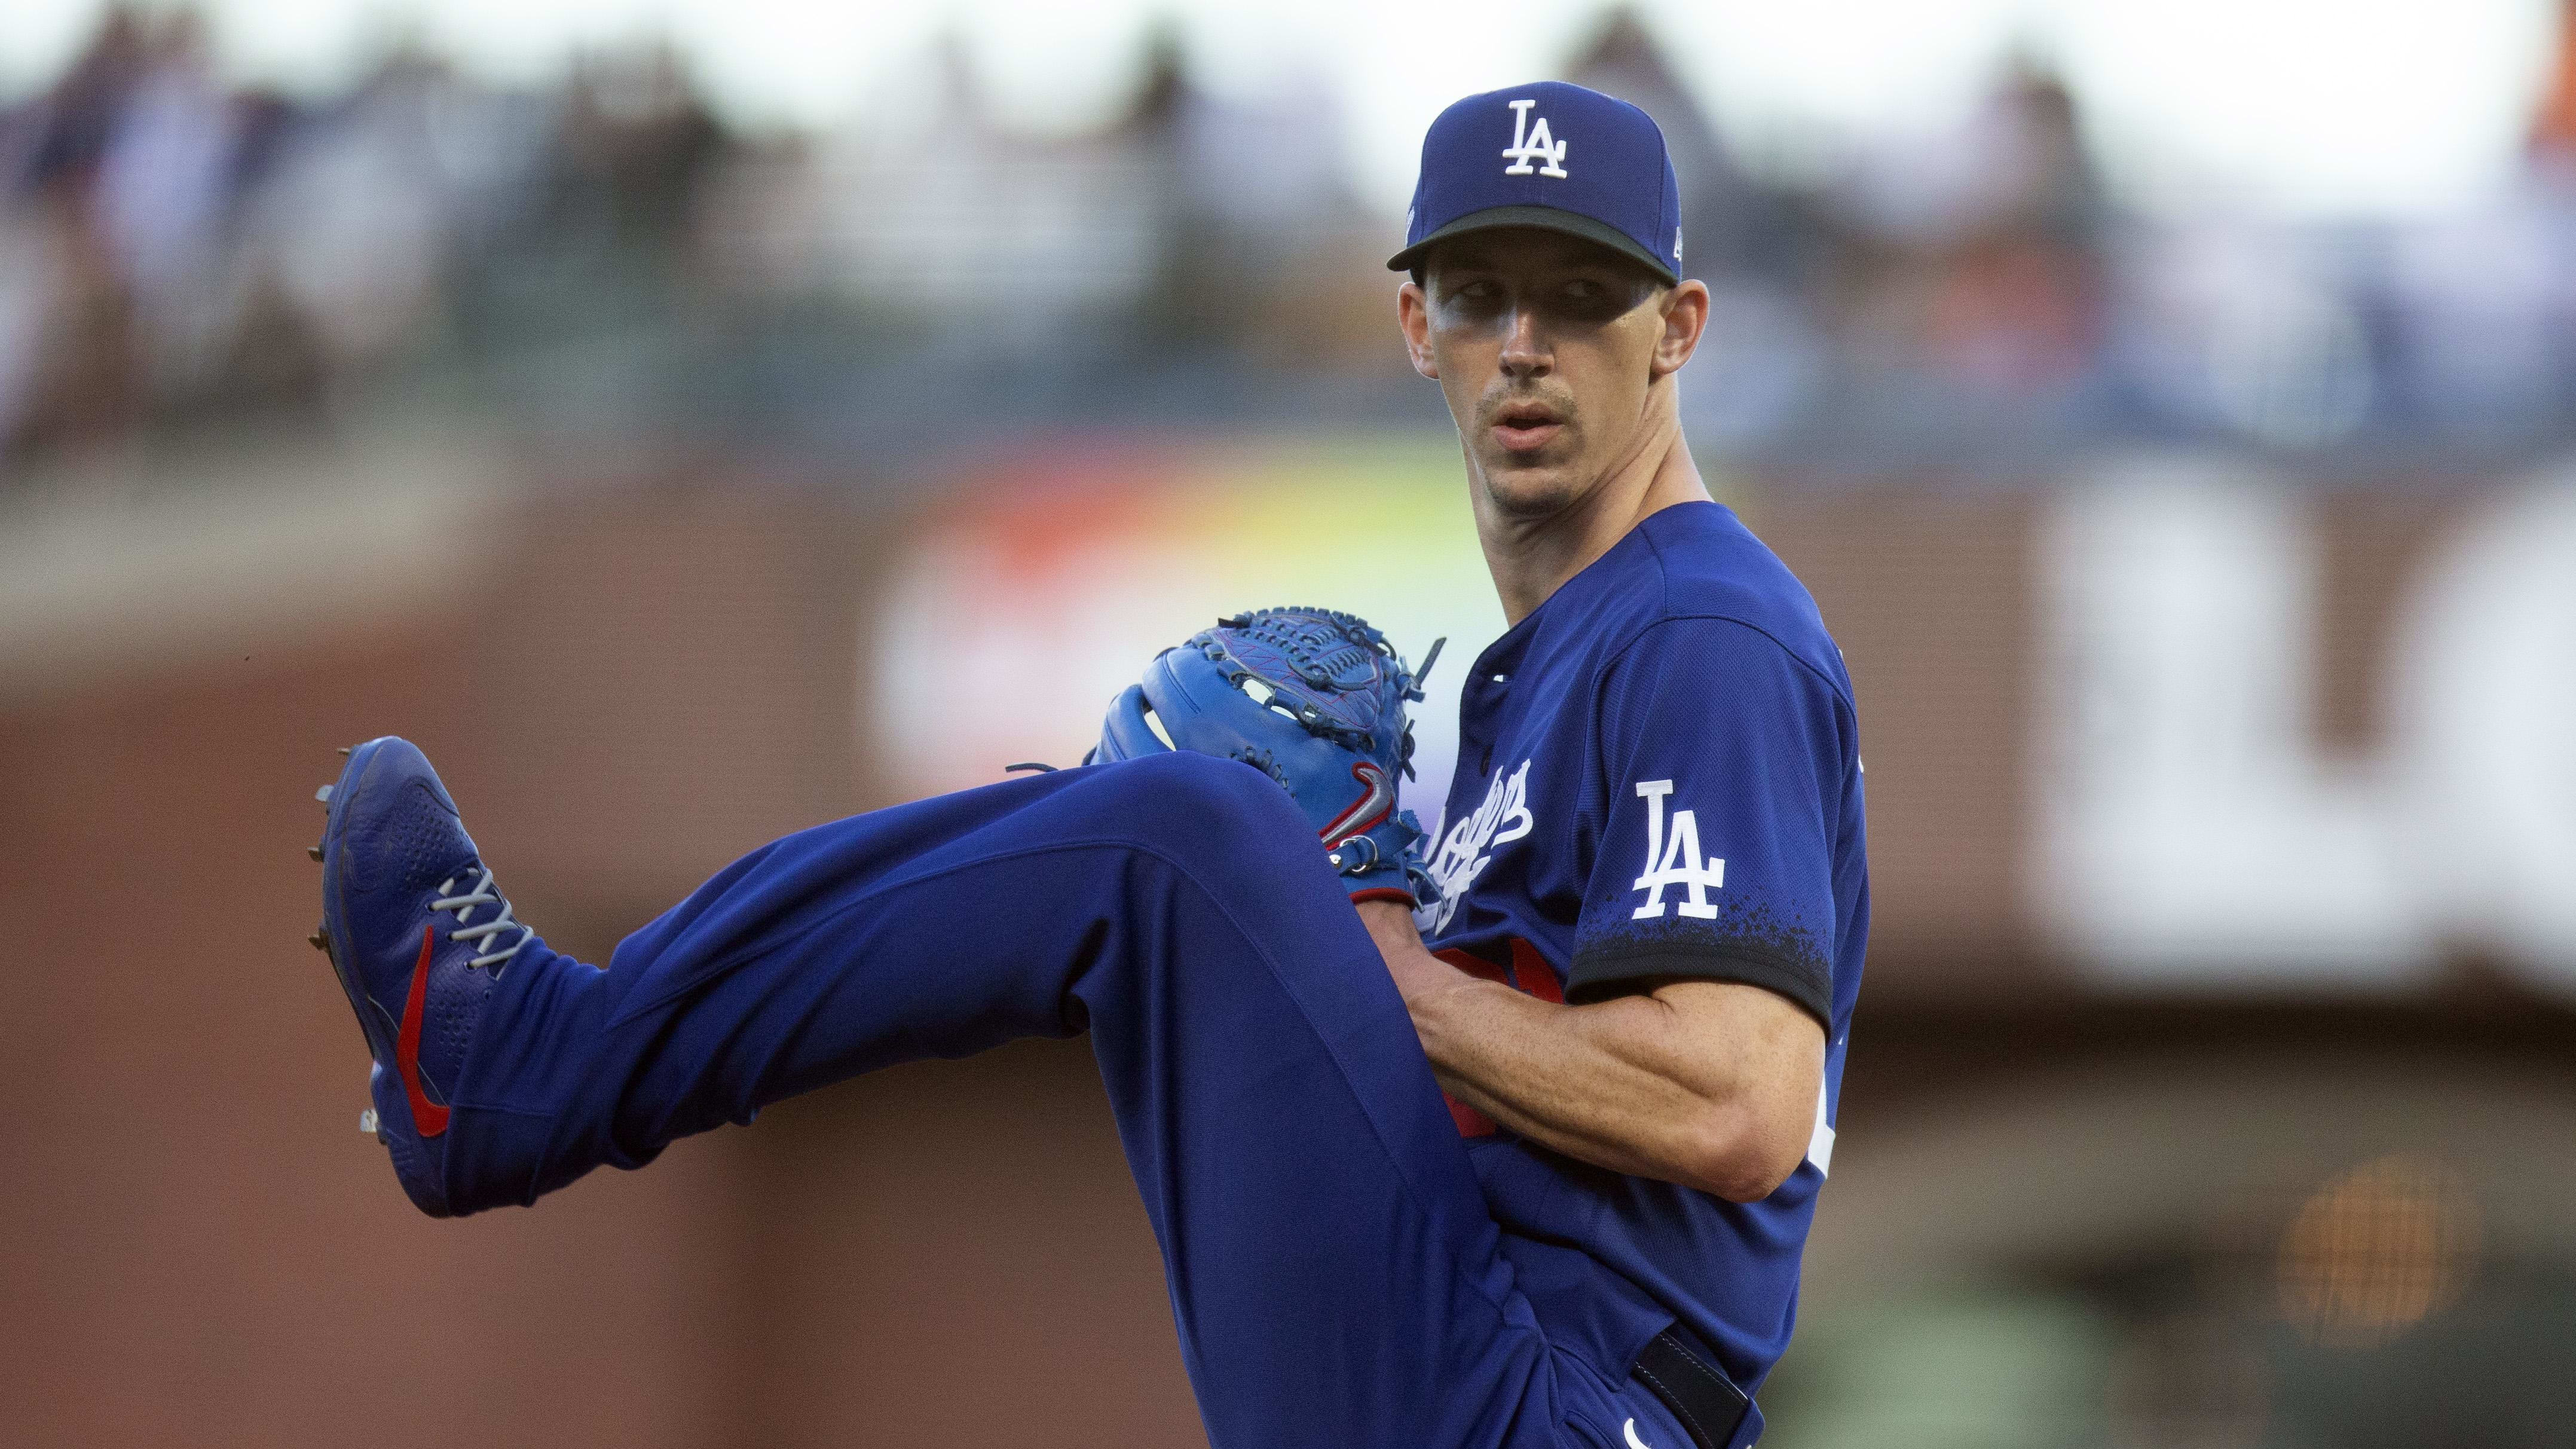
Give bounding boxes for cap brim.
[1387,205,1678,285]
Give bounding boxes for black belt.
[1630,1326,1756,1449]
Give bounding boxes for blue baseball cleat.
[309,736,537,1217]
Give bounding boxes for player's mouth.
[1489,401,1564,455]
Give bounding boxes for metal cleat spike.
[309,930,328,950]
[307,845,324,861]
[314,784,334,804]
[359,1108,378,1136]
[338,746,352,756]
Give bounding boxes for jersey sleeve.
[1567,616,1847,1024]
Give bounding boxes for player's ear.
[1397,280,1439,380]
[1650,279,1709,380]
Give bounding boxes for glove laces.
[432,865,535,971]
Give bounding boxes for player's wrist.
[1353,899,1464,1004]
[1353,895,1421,941]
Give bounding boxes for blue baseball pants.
[445,752,1699,1449]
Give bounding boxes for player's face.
[1399,228,1688,521]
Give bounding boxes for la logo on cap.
[1501,98,1568,178]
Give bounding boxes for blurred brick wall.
[0,630,758,1447]
[1751,495,2039,992]
[0,482,1205,1448]
[474,487,884,920]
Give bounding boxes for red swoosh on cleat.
[395,924,451,1138]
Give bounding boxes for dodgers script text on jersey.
[1416,499,1869,1396]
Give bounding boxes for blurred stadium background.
[5,1,2575,1445]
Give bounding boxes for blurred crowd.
[0,7,724,461]
[11,4,2576,474]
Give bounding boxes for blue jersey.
[1415,499,1869,1394]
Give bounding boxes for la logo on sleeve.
[1629,779,1724,919]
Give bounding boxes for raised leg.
[443,752,1564,1449]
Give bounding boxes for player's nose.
[1498,305,1550,378]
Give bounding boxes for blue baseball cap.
[1389,81,1684,285]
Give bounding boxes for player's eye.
[1553,276,1633,321]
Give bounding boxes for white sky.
[0,0,2560,217]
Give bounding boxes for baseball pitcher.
[307,82,1865,1449]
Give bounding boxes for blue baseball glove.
[1091,607,1444,907]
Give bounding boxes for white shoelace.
[432,866,536,971]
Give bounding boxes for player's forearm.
[1416,980,1757,1193]
[1354,903,1802,1200]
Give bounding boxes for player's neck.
[1477,409,1709,627]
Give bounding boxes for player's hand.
[1090,607,1443,907]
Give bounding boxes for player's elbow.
[1681,1099,1810,1203]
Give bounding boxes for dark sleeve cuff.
[1566,940,1832,1028]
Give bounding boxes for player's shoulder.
[1601,501,1851,705]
